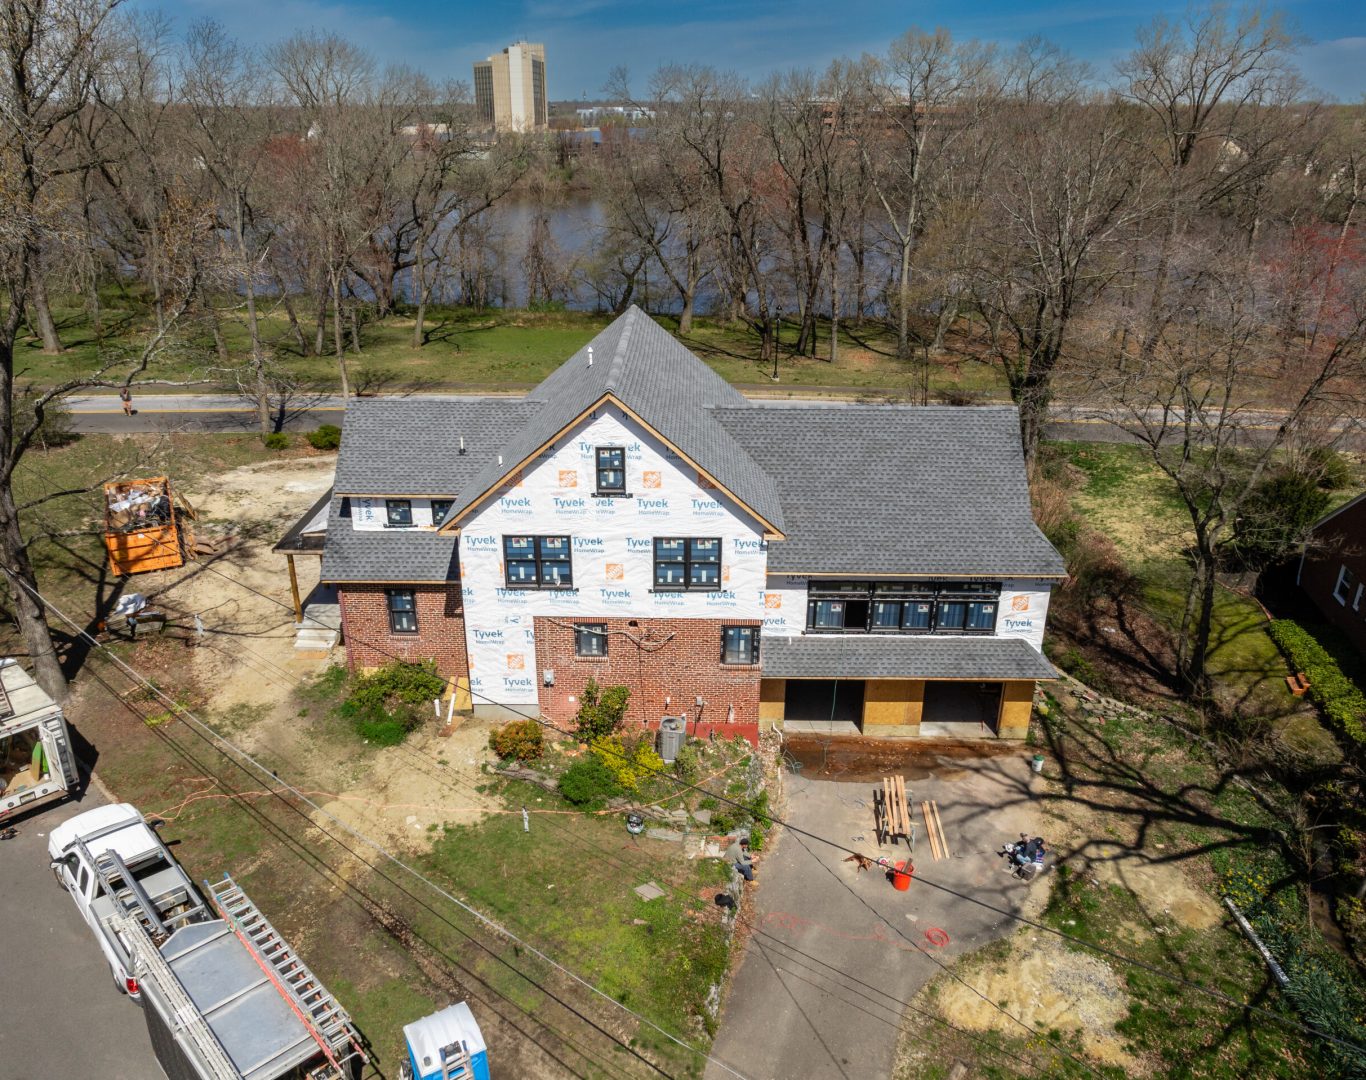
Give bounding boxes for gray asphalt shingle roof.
[761,635,1058,680]
[439,307,785,532]
[321,497,458,582]
[332,398,540,497]
[713,404,1066,578]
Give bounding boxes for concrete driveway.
[707,749,1043,1080]
[0,784,164,1079]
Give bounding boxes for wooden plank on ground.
[931,800,951,859]
[922,802,942,860]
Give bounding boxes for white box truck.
[0,657,79,822]
[50,802,366,1080]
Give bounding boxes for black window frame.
[574,622,608,658]
[385,499,413,527]
[595,446,627,496]
[503,535,574,589]
[721,625,760,665]
[429,499,453,528]
[386,589,418,634]
[804,581,1000,635]
[653,536,722,591]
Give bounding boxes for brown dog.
[844,853,874,873]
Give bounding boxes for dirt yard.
[125,456,503,850]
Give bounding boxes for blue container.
[403,1002,490,1080]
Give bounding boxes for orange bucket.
[891,860,913,891]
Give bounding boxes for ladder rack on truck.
[106,911,242,1080]
[71,828,207,944]
[209,875,366,1080]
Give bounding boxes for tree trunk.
[314,282,328,357]
[331,276,349,398]
[28,270,62,354]
[0,484,67,700]
[896,238,913,361]
[209,307,231,364]
[411,251,427,349]
[273,270,309,355]
[1182,555,1219,701]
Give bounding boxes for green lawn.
[18,290,1009,398]
[1049,440,1349,759]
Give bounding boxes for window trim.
[386,589,418,634]
[595,446,627,496]
[721,625,760,665]
[574,622,608,659]
[1333,565,1356,606]
[430,499,453,528]
[503,535,575,589]
[653,536,722,591]
[385,499,413,527]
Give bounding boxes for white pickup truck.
[50,803,366,1080]
[0,657,79,822]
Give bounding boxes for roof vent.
[587,346,593,367]
[459,435,466,455]
[497,454,503,467]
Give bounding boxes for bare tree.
[971,49,1147,461]
[855,28,1001,362]
[1094,252,1366,702]
[1118,7,1302,359]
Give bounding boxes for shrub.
[489,719,544,762]
[342,661,446,747]
[263,432,290,450]
[307,423,342,450]
[1267,620,1366,750]
[558,755,622,809]
[1305,446,1353,491]
[1230,471,1330,569]
[591,732,664,792]
[574,678,630,742]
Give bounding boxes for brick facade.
[1302,497,1366,657]
[338,584,469,676]
[533,616,761,742]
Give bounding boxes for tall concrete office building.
[473,42,547,133]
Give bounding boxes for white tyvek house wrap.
[351,497,449,530]
[761,575,1052,652]
[993,581,1051,649]
[459,405,769,705]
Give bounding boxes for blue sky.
[143,0,1366,102]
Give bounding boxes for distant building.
[575,105,654,125]
[474,42,547,133]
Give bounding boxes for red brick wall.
[533,616,761,744]
[338,584,469,676]
[1302,499,1366,657]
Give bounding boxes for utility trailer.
[50,803,366,1080]
[0,657,79,821]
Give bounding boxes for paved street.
[707,754,1043,1080]
[0,783,163,1079]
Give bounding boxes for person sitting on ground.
[725,836,754,882]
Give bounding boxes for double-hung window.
[504,536,573,588]
[386,499,412,527]
[654,537,721,590]
[595,447,626,495]
[386,589,417,633]
[721,626,759,665]
[430,499,452,527]
[574,623,607,658]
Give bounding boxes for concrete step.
[294,627,338,651]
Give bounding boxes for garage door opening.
[921,681,1002,736]
[783,679,866,733]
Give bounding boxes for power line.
[71,658,621,1080]
[11,572,749,1080]
[28,535,1365,1060]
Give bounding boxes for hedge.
[1266,619,1366,748]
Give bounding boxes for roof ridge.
[605,307,637,392]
